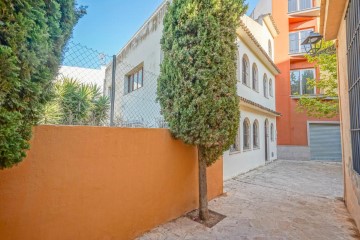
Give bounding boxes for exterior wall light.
[301,31,336,56]
[301,31,323,56]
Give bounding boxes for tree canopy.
[158,0,246,165]
[297,41,339,118]
[0,0,85,168]
[158,0,246,220]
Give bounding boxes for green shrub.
[40,78,110,126]
[0,0,85,169]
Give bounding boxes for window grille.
[346,0,360,174]
[253,120,259,148]
[252,63,258,91]
[242,55,250,86]
[243,118,251,150]
[268,40,272,58]
[263,74,268,98]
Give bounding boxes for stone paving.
[138,160,360,240]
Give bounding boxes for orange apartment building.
[251,0,341,161]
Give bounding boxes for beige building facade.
[320,0,360,228]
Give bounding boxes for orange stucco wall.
[0,126,223,240]
[273,0,339,146]
[336,12,360,228]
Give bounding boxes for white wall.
[225,15,278,180]
[241,15,275,61]
[223,108,278,180]
[236,38,276,111]
[250,0,272,20]
[58,66,106,89]
[104,22,164,127]
[105,2,279,180]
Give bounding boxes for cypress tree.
[0,0,85,168]
[158,0,246,220]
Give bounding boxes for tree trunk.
[198,146,209,221]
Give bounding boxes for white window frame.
[242,55,250,87]
[243,118,251,151]
[253,120,260,149]
[290,68,316,95]
[270,123,275,142]
[268,40,272,58]
[263,74,269,98]
[288,0,313,13]
[289,28,314,55]
[269,79,273,97]
[252,63,259,92]
[125,66,144,95]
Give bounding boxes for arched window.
[243,118,251,150]
[271,123,275,141]
[253,120,259,148]
[242,55,250,86]
[268,40,272,58]
[236,50,240,81]
[269,78,273,97]
[231,126,241,152]
[252,63,258,91]
[263,74,268,98]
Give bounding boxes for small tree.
[297,41,339,118]
[0,0,85,168]
[158,0,246,220]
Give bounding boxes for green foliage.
[158,0,246,166]
[0,0,85,169]
[297,41,339,118]
[40,78,110,126]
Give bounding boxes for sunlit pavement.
[138,160,359,240]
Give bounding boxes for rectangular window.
[346,0,360,174]
[289,29,313,54]
[125,66,144,94]
[290,69,315,95]
[108,87,112,98]
[288,0,313,12]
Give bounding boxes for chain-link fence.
[40,41,166,128]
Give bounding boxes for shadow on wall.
[0,126,223,240]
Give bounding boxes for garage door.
[309,123,342,161]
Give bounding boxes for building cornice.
[260,14,280,37]
[240,96,281,117]
[114,0,169,62]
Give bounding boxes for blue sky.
[72,0,260,56]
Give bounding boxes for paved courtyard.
[138,160,360,240]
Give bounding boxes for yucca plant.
[41,77,110,126]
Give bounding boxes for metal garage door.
[309,123,342,161]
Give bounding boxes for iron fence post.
[110,55,116,126]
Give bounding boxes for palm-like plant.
[40,77,110,126]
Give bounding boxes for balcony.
[288,0,320,17]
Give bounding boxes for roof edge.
[238,20,281,75]
[240,97,281,116]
